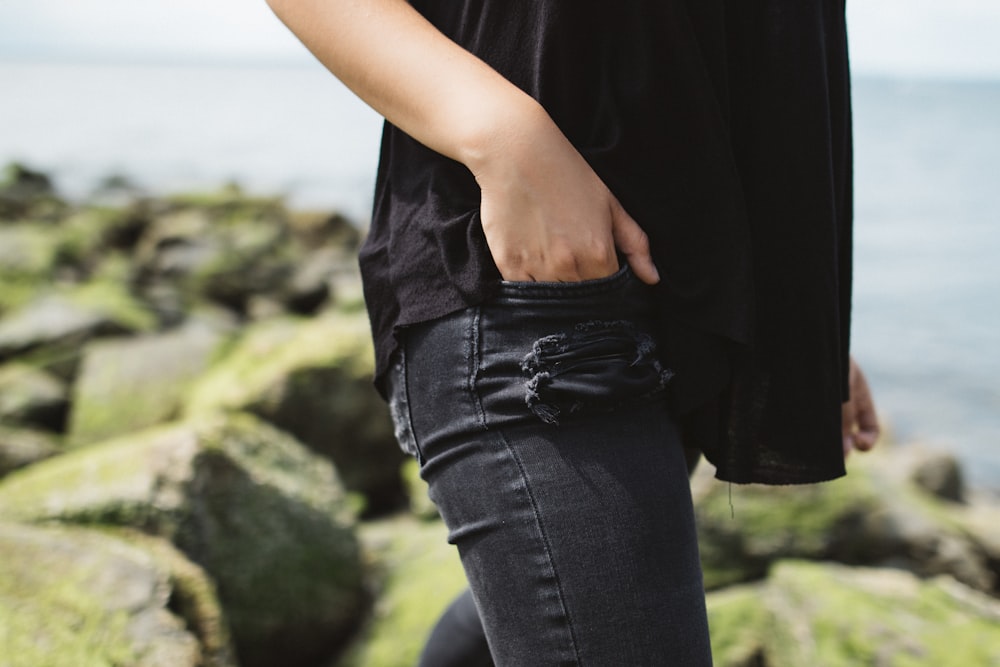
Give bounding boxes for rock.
[0,363,69,431]
[0,163,65,221]
[0,223,60,281]
[693,450,996,593]
[283,245,338,314]
[132,196,295,315]
[0,413,365,667]
[911,450,966,503]
[707,560,1000,667]
[0,285,156,365]
[68,321,229,447]
[334,513,468,667]
[185,312,404,514]
[0,425,60,477]
[401,458,439,521]
[285,210,361,251]
[0,162,54,200]
[0,521,236,667]
[53,206,151,278]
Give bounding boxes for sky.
[0,0,999,80]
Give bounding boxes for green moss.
[0,224,60,281]
[0,423,180,530]
[118,529,235,667]
[185,312,373,414]
[401,458,438,521]
[711,561,1000,667]
[166,184,284,215]
[69,280,156,333]
[0,525,140,667]
[705,584,772,667]
[67,325,228,447]
[697,468,883,589]
[52,207,132,269]
[0,414,366,667]
[0,279,39,317]
[336,514,468,667]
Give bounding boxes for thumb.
[611,202,660,285]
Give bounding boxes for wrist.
[452,91,552,177]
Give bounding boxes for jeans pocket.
[497,262,632,296]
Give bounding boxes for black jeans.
[388,265,712,666]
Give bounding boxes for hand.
[842,356,879,457]
[471,104,659,284]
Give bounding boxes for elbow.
[265,0,289,14]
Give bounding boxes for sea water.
[2,62,998,488]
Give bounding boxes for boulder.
[707,560,1000,667]
[0,223,60,281]
[131,195,295,315]
[185,312,404,514]
[0,285,156,367]
[0,425,60,477]
[910,450,966,503]
[0,413,365,667]
[0,521,235,667]
[52,205,151,279]
[334,513,468,667]
[0,362,69,431]
[693,449,997,593]
[0,162,65,221]
[68,321,229,446]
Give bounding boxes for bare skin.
[843,356,880,456]
[265,0,658,284]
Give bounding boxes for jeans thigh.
[390,267,712,667]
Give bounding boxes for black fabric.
[358,0,852,484]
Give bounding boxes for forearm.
[265,0,544,170]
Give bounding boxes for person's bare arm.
[265,0,658,284]
[842,356,880,456]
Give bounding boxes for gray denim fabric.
[388,265,712,666]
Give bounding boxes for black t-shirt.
[358,0,853,484]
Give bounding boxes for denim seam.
[399,340,425,465]
[497,429,583,665]
[467,305,488,431]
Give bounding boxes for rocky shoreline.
[1,163,998,666]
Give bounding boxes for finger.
[610,202,660,285]
[841,401,856,458]
[851,366,880,451]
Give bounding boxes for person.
[265,1,880,664]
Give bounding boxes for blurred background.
[1,2,999,666]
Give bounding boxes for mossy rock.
[68,322,230,447]
[0,425,61,478]
[0,223,62,281]
[694,452,996,592]
[185,312,404,514]
[707,560,1000,667]
[0,362,69,432]
[694,462,886,589]
[0,283,156,364]
[132,195,296,315]
[0,162,66,221]
[334,514,467,667]
[0,521,236,667]
[0,413,365,667]
[53,206,148,274]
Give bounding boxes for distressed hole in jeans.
[520,320,674,425]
